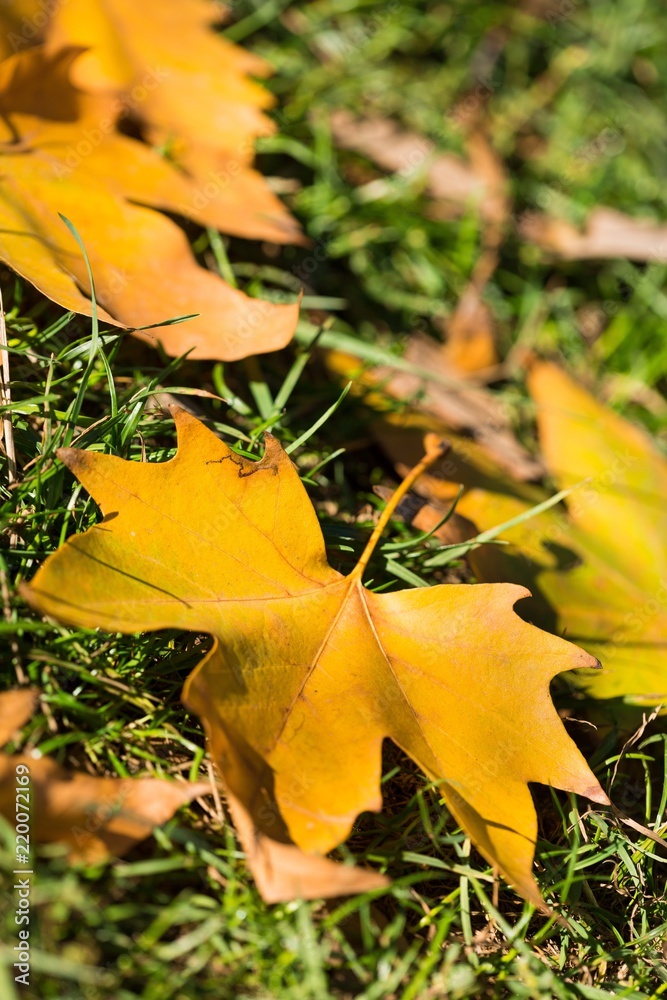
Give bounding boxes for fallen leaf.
[519,208,667,263]
[442,278,499,375]
[1,757,210,862]
[0,687,39,745]
[207,744,389,903]
[440,130,509,375]
[330,111,494,217]
[48,1,268,143]
[464,130,511,240]
[15,0,302,244]
[331,112,512,238]
[331,111,667,272]
[525,361,667,703]
[326,342,544,481]
[330,116,507,375]
[388,361,667,707]
[23,407,608,905]
[0,46,299,360]
[0,688,208,861]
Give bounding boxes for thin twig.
[0,288,25,682]
[207,760,226,829]
[0,287,17,484]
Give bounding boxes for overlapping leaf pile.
[23,408,610,904]
[0,0,301,360]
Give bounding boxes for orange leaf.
[45,0,282,205]
[0,689,209,862]
[0,47,299,360]
[23,408,608,905]
[0,1,43,60]
[0,688,39,746]
[18,0,302,244]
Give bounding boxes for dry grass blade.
[0,288,16,484]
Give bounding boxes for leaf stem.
[351,434,448,581]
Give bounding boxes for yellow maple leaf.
[23,408,609,905]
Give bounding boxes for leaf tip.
[56,446,83,470]
[17,579,38,611]
[262,431,284,460]
[584,783,611,807]
[170,404,205,444]
[504,583,533,606]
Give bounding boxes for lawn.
[1,0,667,997]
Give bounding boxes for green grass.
[2,0,667,996]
